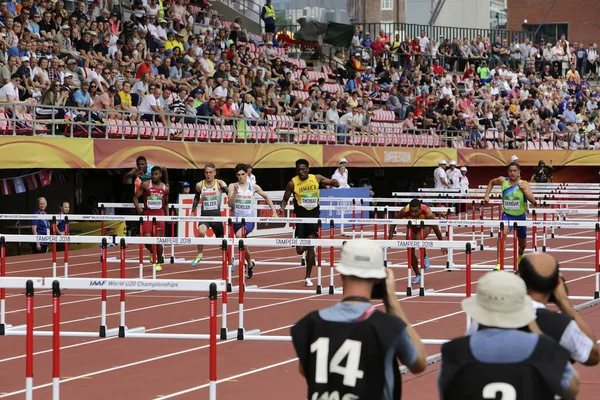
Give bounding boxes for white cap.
[21,56,29,62]
[335,239,386,279]
[511,155,519,162]
[462,271,535,329]
[340,157,348,164]
[449,160,456,166]
[460,167,467,172]
[439,159,447,165]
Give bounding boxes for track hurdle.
[1,276,224,400]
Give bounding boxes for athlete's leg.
[517,225,528,262]
[495,225,510,270]
[421,227,432,270]
[156,222,165,264]
[192,224,209,267]
[407,228,421,278]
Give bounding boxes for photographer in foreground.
[466,252,599,366]
[290,239,427,399]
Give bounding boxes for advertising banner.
[0,137,95,168]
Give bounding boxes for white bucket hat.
[340,157,348,164]
[461,271,535,329]
[449,160,456,166]
[460,167,467,172]
[511,155,519,162]
[439,159,447,165]
[335,239,386,279]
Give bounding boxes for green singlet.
[501,178,527,216]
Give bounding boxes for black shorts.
[294,208,320,239]
[265,24,275,33]
[199,221,225,238]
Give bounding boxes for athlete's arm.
[280,180,295,212]
[227,183,238,209]
[124,167,140,179]
[218,180,228,193]
[388,210,407,240]
[315,174,340,187]
[133,182,148,214]
[518,180,537,206]
[483,176,505,204]
[424,209,444,241]
[163,185,170,216]
[254,184,278,217]
[161,167,169,187]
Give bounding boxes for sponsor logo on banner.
[383,151,412,164]
[257,199,285,230]
[88,279,181,289]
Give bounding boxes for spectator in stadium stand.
[467,253,600,367]
[434,160,450,189]
[290,240,427,399]
[331,158,350,188]
[439,271,580,400]
[531,160,553,183]
[180,181,191,195]
[56,200,70,252]
[31,197,49,254]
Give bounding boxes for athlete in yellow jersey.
[282,159,339,287]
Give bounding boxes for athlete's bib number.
[302,196,318,209]
[310,338,364,387]
[482,382,516,400]
[147,199,162,210]
[503,200,520,211]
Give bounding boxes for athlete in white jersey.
[228,163,278,278]
[191,163,228,267]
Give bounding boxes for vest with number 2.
[502,179,526,216]
[440,334,569,400]
[293,174,320,212]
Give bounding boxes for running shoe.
[424,255,431,271]
[412,275,421,284]
[494,264,501,271]
[149,254,154,264]
[305,278,313,287]
[247,261,255,279]
[191,255,202,267]
[517,255,523,265]
[155,264,162,272]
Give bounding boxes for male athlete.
[388,198,447,284]
[228,163,278,278]
[484,161,537,270]
[190,163,228,267]
[134,166,170,272]
[281,159,339,287]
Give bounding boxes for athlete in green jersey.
[484,162,537,270]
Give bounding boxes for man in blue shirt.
[31,197,49,253]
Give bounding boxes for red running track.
[0,223,600,399]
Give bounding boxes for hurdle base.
[230,284,258,293]
[220,328,239,340]
[316,285,322,294]
[237,328,261,340]
[118,326,147,337]
[329,285,334,295]
[595,291,599,300]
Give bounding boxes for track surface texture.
[1,208,600,399]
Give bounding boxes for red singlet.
[143,183,166,235]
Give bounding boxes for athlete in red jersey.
[388,198,446,284]
[134,166,170,272]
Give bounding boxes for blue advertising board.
[319,187,372,228]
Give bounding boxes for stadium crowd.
[0,0,597,149]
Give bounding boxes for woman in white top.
[228,163,278,279]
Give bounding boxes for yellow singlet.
[292,174,320,211]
